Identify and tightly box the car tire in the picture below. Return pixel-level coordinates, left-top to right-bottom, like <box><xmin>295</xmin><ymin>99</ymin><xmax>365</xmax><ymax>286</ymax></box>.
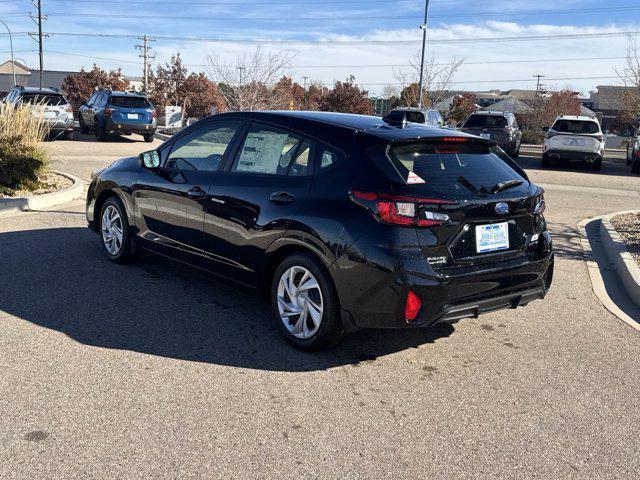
<box><xmin>99</xmin><ymin>196</ymin><xmax>134</xmax><ymax>263</ymax></box>
<box><xmin>541</xmin><ymin>153</ymin><xmax>550</xmax><ymax>167</ymax></box>
<box><xmin>79</xmin><ymin>118</ymin><xmax>89</xmax><ymax>135</ymax></box>
<box><xmin>63</xmin><ymin>130</ymin><xmax>74</xmax><ymax>141</ymax></box>
<box><xmin>143</xmin><ymin>133</ymin><xmax>154</xmax><ymax>143</ymax></box>
<box><xmin>632</xmin><ymin>159</ymin><xmax>640</xmax><ymax>174</ymax></box>
<box><xmin>271</xmin><ymin>252</ymin><xmax>345</xmax><ymax>351</ymax></box>
<box><xmin>591</xmin><ymin>158</ymin><xmax>603</xmax><ymax>171</ymax></box>
<box><xmin>95</xmin><ymin>122</ymin><xmax>107</xmax><ymax>141</ymax></box>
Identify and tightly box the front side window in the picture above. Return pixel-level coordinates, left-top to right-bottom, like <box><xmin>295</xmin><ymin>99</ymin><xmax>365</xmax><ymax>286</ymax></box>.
<box><xmin>166</xmin><ymin>122</ymin><xmax>240</xmax><ymax>171</ymax></box>
<box><xmin>232</xmin><ymin>124</ymin><xmax>312</xmax><ymax>176</ymax></box>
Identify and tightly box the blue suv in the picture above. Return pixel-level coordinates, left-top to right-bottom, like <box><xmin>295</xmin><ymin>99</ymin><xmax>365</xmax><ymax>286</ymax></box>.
<box><xmin>79</xmin><ymin>90</ymin><xmax>157</xmax><ymax>142</ymax></box>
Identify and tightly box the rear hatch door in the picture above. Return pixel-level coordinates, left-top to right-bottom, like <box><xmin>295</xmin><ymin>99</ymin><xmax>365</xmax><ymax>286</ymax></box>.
<box><xmin>109</xmin><ymin>96</ymin><xmax>154</xmax><ymax>125</ymax></box>
<box><xmin>548</xmin><ymin>119</ymin><xmax>601</xmax><ymax>152</ymax></box>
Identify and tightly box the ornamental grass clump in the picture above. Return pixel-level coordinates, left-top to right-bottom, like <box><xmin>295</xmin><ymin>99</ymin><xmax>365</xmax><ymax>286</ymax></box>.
<box><xmin>0</xmin><ymin>102</ymin><xmax>51</xmax><ymax>195</ymax></box>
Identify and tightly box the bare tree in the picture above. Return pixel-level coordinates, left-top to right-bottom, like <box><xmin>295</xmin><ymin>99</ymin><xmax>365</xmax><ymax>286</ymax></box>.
<box><xmin>205</xmin><ymin>47</ymin><xmax>296</xmax><ymax>111</ymax></box>
<box><xmin>393</xmin><ymin>52</ymin><xmax>464</xmax><ymax>107</ymax></box>
<box><xmin>615</xmin><ymin>34</ymin><xmax>640</xmax><ymax>128</ymax></box>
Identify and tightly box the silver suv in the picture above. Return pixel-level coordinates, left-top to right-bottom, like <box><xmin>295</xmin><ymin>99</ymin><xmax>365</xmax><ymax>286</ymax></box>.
<box><xmin>4</xmin><ymin>86</ymin><xmax>75</xmax><ymax>140</ymax></box>
<box><xmin>542</xmin><ymin>115</ymin><xmax>604</xmax><ymax>171</ymax></box>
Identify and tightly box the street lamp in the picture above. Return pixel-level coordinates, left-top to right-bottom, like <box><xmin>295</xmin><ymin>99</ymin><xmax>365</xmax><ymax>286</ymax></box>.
<box><xmin>0</xmin><ymin>18</ymin><xmax>16</xmax><ymax>86</ymax></box>
<box><xmin>417</xmin><ymin>0</ymin><xmax>431</xmax><ymax>108</ymax></box>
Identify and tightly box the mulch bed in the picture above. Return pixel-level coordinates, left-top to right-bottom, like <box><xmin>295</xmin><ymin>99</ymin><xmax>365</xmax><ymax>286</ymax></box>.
<box><xmin>611</xmin><ymin>212</ymin><xmax>640</xmax><ymax>268</ymax></box>
<box><xmin>0</xmin><ymin>171</ymin><xmax>72</xmax><ymax>199</ymax></box>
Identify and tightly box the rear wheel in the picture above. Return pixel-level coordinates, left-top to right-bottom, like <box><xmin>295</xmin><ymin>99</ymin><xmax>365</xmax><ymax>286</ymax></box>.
<box><xmin>79</xmin><ymin>117</ymin><xmax>89</xmax><ymax>134</ymax></box>
<box><xmin>99</xmin><ymin>196</ymin><xmax>134</xmax><ymax>263</ymax></box>
<box><xmin>143</xmin><ymin>133</ymin><xmax>154</xmax><ymax>143</ymax></box>
<box><xmin>632</xmin><ymin>159</ymin><xmax>640</xmax><ymax>174</ymax></box>
<box><xmin>591</xmin><ymin>158</ymin><xmax>603</xmax><ymax>171</ymax></box>
<box><xmin>541</xmin><ymin>153</ymin><xmax>550</xmax><ymax>167</ymax></box>
<box><xmin>63</xmin><ymin>130</ymin><xmax>74</xmax><ymax>140</ymax></box>
<box><xmin>271</xmin><ymin>253</ymin><xmax>344</xmax><ymax>351</ymax></box>
<box><xmin>95</xmin><ymin>122</ymin><xmax>107</xmax><ymax>141</ymax></box>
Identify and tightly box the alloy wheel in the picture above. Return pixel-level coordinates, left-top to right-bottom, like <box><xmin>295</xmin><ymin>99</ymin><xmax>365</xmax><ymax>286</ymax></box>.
<box><xmin>101</xmin><ymin>205</ymin><xmax>124</xmax><ymax>255</ymax></box>
<box><xmin>276</xmin><ymin>266</ymin><xmax>324</xmax><ymax>339</ymax></box>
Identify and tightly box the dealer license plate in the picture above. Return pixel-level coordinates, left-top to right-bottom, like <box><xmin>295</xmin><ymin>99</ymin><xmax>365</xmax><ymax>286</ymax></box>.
<box><xmin>476</xmin><ymin>222</ymin><xmax>509</xmax><ymax>253</ymax></box>
<box><xmin>479</xmin><ymin>133</ymin><xmax>491</xmax><ymax>139</ymax></box>
<box><xmin>127</xmin><ymin>113</ymin><xmax>138</xmax><ymax>119</ymax></box>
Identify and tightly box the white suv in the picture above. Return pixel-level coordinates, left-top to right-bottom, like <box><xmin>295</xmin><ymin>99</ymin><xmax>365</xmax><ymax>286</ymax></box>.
<box><xmin>542</xmin><ymin>116</ymin><xmax>605</xmax><ymax>171</ymax></box>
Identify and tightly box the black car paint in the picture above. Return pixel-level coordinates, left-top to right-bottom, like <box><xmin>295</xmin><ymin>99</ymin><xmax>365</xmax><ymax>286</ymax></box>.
<box><xmin>87</xmin><ymin>111</ymin><xmax>553</xmax><ymax>331</ymax></box>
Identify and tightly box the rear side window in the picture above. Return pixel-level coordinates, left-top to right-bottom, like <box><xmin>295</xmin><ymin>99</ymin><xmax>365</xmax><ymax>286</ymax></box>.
<box><xmin>232</xmin><ymin>124</ymin><xmax>312</xmax><ymax>176</ymax></box>
<box><xmin>464</xmin><ymin>115</ymin><xmax>507</xmax><ymax>128</ymax></box>
<box><xmin>110</xmin><ymin>96</ymin><xmax>151</xmax><ymax>108</ymax></box>
<box><xmin>552</xmin><ymin>120</ymin><xmax>599</xmax><ymax>134</ymax></box>
<box><xmin>386</xmin><ymin>144</ymin><xmax>527</xmax><ymax>198</ymax></box>
<box><xmin>20</xmin><ymin>94</ymin><xmax>67</xmax><ymax>106</ymax></box>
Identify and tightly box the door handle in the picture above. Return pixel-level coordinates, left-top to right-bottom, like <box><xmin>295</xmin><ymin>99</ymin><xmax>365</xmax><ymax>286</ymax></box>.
<box><xmin>269</xmin><ymin>191</ymin><xmax>295</xmax><ymax>205</ymax></box>
<box><xmin>187</xmin><ymin>186</ymin><xmax>207</xmax><ymax>199</ymax></box>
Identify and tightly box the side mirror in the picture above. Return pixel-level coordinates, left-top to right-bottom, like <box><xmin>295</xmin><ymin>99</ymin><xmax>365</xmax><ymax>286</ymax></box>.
<box><xmin>140</xmin><ymin>150</ymin><xmax>160</xmax><ymax>169</ymax></box>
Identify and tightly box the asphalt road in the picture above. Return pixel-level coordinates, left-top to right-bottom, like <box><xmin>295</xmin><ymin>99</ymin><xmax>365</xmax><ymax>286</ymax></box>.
<box><xmin>1</xmin><ymin>132</ymin><xmax>640</xmax><ymax>479</ymax></box>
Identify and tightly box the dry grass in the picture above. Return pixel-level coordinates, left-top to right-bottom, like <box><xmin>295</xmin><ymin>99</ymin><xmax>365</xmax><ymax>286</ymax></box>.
<box><xmin>0</xmin><ymin>102</ymin><xmax>52</xmax><ymax>195</ymax></box>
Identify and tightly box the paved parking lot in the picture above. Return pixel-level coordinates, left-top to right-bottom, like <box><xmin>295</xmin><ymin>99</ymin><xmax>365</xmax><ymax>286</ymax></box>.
<box><xmin>2</xmin><ymin>132</ymin><xmax>640</xmax><ymax>478</ymax></box>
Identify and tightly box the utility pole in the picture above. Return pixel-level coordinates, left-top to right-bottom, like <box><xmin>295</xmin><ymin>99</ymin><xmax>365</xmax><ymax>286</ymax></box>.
<box><xmin>37</xmin><ymin>0</ymin><xmax>43</xmax><ymax>88</ymax></box>
<box><xmin>237</xmin><ymin>66</ymin><xmax>245</xmax><ymax>86</ymax></box>
<box><xmin>533</xmin><ymin>74</ymin><xmax>546</xmax><ymax>96</ymax></box>
<box><xmin>302</xmin><ymin>76</ymin><xmax>308</xmax><ymax>92</ymax></box>
<box><xmin>135</xmin><ymin>35</ymin><xmax>156</xmax><ymax>93</ymax></box>
<box><xmin>417</xmin><ymin>0</ymin><xmax>431</xmax><ymax>108</ymax></box>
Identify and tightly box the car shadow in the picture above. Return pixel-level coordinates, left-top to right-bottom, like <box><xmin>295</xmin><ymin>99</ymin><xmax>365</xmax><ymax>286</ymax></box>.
<box><xmin>517</xmin><ymin>154</ymin><xmax>635</xmax><ymax>177</ymax></box>
<box><xmin>0</xmin><ymin>227</ymin><xmax>454</xmax><ymax>372</ymax></box>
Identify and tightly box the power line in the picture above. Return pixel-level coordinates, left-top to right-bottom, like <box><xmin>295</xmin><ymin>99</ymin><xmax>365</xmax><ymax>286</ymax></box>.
<box><xmin>2</xmin><ymin>0</ymin><xmax>404</xmax><ymax>4</ymax></box>
<box><xmin>30</xmin><ymin>30</ymin><xmax>640</xmax><ymax>45</ymax></box>
<box><xmin>35</xmin><ymin>5</ymin><xmax>640</xmax><ymax>21</ymax></box>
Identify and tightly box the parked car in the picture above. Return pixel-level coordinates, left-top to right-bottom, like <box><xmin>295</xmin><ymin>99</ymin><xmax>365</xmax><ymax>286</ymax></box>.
<box><xmin>3</xmin><ymin>86</ymin><xmax>74</xmax><ymax>139</ymax></box>
<box><xmin>384</xmin><ymin>107</ymin><xmax>445</xmax><ymax>128</ymax></box>
<box><xmin>79</xmin><ymin>90</ymin><xmax>157</xmax><ymax>142</ymax></box>
<box><xmin>626</xmin><ymin>126</ymin><xmax>640</xmax><ymax>174</ymax></box>
<box><xmin>460</xmin><ymin>111</ymin><xmax>522</xmax><ymax>157</ymax></box>
<box><xmin>86</xmin><ymin>111</ymin><xmax>553</xmax><ymax>350</ymax></box>
<box><xmin>542</xmin><ymin>115</ymin><xmax>605</xmax><ymax>171</ymax></box>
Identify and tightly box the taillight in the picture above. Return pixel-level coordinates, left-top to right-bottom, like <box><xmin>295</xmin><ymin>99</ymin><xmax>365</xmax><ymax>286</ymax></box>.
<box><xmin>595</xmin><ymin>134</ymin><xmax>604</xmax><ymax>142</ymax></box>
<box><xmin>634</xmin><ymin>149</ymin><xmax>640</xmax><ymax>159</ymax></box>
<box><xmin>151</xmin><ymin>109</ymin><xmax>157</xmax><ymax>119</ymax></box>
<box><xmin>534</xmin><ymin>189</ymin><xmax>546</xmax><ymax>215</ymax></box>
<box><xmin>66</xmin><ymin>105</ymin><xmax>73</xmax><ymax>113</ymax></box>
<box><xmin>350</xmin><ymin>190</ymin><xmax>453</xmax><ymax>227</ymax></box>
<box><xmin>545</xmin><ymin>132</ymin><xmax>558</xmax><ymax>140</ymax></box>
<box><xmin>405</xmin><ymin>291</ymin><xmax>422</xmax><ymax>322</ymax></box>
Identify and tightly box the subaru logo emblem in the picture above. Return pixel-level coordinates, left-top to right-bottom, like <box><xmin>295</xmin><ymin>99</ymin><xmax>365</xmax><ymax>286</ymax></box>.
<box><xmin>495</xmin><ymin>202</ymin><xmax>509</xmax><ymax>215</ymax></box>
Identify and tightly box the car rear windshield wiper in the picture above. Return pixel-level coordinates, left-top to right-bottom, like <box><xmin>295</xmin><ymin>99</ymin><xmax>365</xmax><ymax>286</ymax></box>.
<box><xmin>491</xmin><ymin>180</ymin><xmax>524</xmax><ymax>194</ymax></box>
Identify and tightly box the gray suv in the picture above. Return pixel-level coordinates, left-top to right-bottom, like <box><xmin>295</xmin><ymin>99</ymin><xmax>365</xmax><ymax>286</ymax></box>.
<box><xmin>384</xmin><ymin>108</ymin><xmax>445</xmax><ymax>127</ymax></box>
<box><xmin>461</xmin><ymin>111</ymin><xmax>522</xmax><ymax>157</ymax></box>
<box><xmin>4</xmin><ymin>86</ymin><xmax>75</xmax><ymax>140</ymax></box>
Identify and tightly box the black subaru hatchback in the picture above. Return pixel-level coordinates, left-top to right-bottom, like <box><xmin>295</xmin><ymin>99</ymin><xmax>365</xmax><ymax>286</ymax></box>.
<box><xmin>87</xmin><ymin>111</ymin><xmax>553</xmax><ymax>350</ymax></box>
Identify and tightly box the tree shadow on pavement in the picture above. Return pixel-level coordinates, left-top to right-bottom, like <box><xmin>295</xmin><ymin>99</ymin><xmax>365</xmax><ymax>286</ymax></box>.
<box><xmin>0</xmin><ymin>228</ymin><xmax>453</xmax><ymax>372</ymax></box>
<box><xmin>548</xmin><ymin>222</ymin><xmax>587</xmax><ymax>261</ymax></box>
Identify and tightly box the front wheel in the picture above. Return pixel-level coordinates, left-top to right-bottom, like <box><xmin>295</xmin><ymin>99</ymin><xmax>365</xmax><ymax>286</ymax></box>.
<box><xmin>95</xmin><ymin>122</ymin><xmax>107</xmax><ymax>141</ymax></box>
<box><xmin>100</xmin><ymin>196</ymin><xmax>134</xmax><ymax>263</ymax></box>
<box><xmin>271</xmin><ymin>253</ymin><xmax>344</xmax><ymax>351</ymax></box>
<box><xmin>591</xmin><ymin>158</ymin><xmax>603</xmax><ymax>171</ymax></box>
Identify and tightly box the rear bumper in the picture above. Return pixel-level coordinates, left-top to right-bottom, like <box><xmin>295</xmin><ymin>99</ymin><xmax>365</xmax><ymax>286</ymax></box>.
<box><xmin>332</xmin><ymin>234</ymin><xmax>554</xmax><ymax>330</ymax></box>
<box><xmin>106</xmin><ymin>118</ymin><xmax>156</xmax><ymax>134</ymax></box>
<box><xmin>544</xmin><ymin>149</ymin><xmax>602</xmax><ymax>162</ymax></box>
<box><xmin>46</xmin><ymin>119</ymin><xmax>74</xmax><ymax>132</ymax></box>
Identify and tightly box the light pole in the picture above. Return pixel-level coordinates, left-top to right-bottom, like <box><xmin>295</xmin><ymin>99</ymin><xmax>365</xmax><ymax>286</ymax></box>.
<box><xmin>417</xmin><ymin>0</ymin><xmax>431</xmax><ymax>108</ymax></box>
<box><xmin>0</xmin><ymin>18</ymin><xmax>16</xmax><ymax>86</ymax></box>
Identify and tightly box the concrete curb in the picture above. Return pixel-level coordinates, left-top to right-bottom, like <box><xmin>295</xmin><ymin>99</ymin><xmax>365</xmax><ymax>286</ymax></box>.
<box><xmin>600</xmin><ymin>210</ymin><xmax>640</xmax><ymax>305</ymax></box>
<box><xmin>0</xmin><ymin>171</ymin><xmax>84</xmax><ymax>216</ymax></box>
<box><xmin>155</xmin><ymin>132</ymin><xmax>172</xmax><ymax>142</ymax></box>
<box><xmin>578</xmin><ymin>215</ymin><xmax>640</xmax><ymax>332</ymax></box>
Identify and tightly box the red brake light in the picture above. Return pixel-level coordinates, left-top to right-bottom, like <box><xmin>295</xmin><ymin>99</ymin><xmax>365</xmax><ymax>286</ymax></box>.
<box><xmin>439</xmin><ymin>137</ymin><xmax>468</xmax><ymax>143</ymax></box>
<box><xmin>405</xmin><ymin>291</ymin><xmax>422</xmax><ymax>322</ymax></box>
<box><xmin>151</xmin><ymin>109</ymin><xmax>158</xmax><ymax>119</ymax></box>
<box><xmin>66</xmin><ymin>105</ymin><xmax>73</xmax><ymax>113</ymax></box>
<box><xmin>351</xmin><ymin>190</ymin><xmax>454</xmax><ymax>227</ymax></box>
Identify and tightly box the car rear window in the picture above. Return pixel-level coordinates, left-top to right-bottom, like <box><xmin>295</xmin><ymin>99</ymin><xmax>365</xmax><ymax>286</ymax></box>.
<box><xmin>109</xmin><ymin>96</ymin><xmax>151</xmax><ymax>108</ymax></box>
<box><xmin>385</xmin><ymin>143</ymin><xmax>527</xmax><ymax>197</ymax></box>
<box><xmin>21</xmin><ymin>94</ymin><xmax>67</xmax><ymax>106</ymax></box>
<box><xmin>463</xmin><ymin>115</ymin><xmax>507</xmax><ymax>128</ymax></box>
<box><xmin>551</xmin><ymin>120</ymin><xmax>599</xmax><ymax>134</ymax></box>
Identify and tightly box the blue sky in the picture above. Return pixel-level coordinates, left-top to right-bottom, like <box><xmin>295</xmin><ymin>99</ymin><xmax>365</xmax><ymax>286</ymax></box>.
<box><xmin>0</xmin><ymin>0</ymin><xmax>638</xmax><ymax>95</ymax></box>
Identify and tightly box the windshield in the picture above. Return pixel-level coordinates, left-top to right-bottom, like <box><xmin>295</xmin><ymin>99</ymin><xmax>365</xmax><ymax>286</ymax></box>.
<box><xmin>551</xmin><ymin>120</ymin><xmax>599</xmax><ymax>134</ymax></box>
<box><xmin>386</xmin><ymin>143</ymin><xmax>528</xmax><ymax>198</ymax></box>
<box><xmin>21</xmin><ymin>94</ymin><xmax>67</xmax><ymax>106</ymax></box>
<box><xmin>463</xmin><ymin>115</ymin><xmax>507</xmax><ymax>128</ymax></box>
<box><xmin>110</xmin><ymin>96</ymin><xmax>151</xmax><ymax>108</ymax></box>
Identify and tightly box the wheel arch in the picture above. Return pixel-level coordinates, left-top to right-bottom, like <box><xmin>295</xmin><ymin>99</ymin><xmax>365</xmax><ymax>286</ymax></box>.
<box><xmin>93</xmin><ymin>187</ymin><xmax>131</xmax><ymax>231</ymax></box>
